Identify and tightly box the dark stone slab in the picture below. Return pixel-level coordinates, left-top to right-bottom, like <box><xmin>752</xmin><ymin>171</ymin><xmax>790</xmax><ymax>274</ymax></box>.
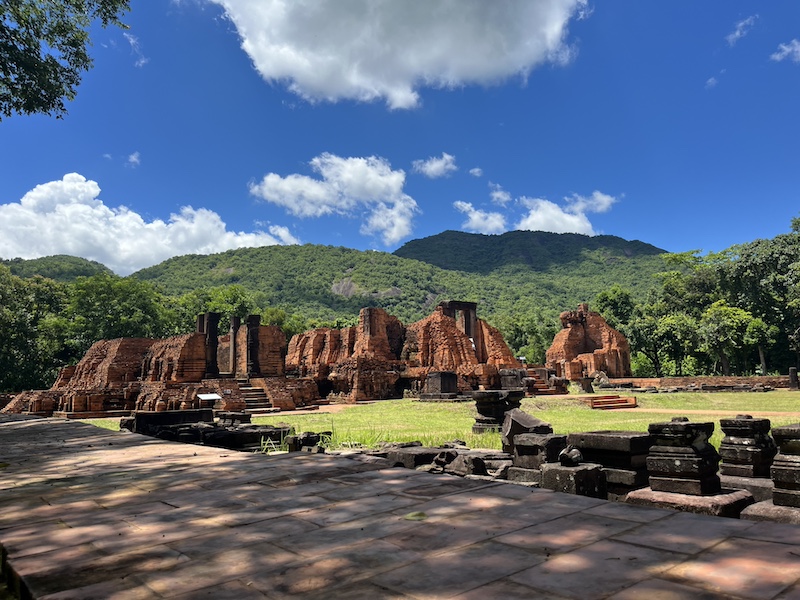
<box><xmin>603</xmin><ymin>468</ymin><xmax>649</xmax><ymax>487</ymax></box>
<box><xmin>646</xmin><ymin>453</ymin><xmax>721</xmax><ymax>479</ymax></box>
<box><xmin>386</xmin><ymin>447</ymin><xmax>442</xmax><ymax>469</ymax></box>
<box><xmin>649</xmin><ymin>475</ymin><xmax>722</xmax><ymax>495</ymax></box>
<box><xmin>773</xmin><ymin>488</ymin><xmax>800</xmax><ymax>508</ymax></box>
<box><xmin>567</xmin><ymin>430</ymin><xmax>653</xmax><ymax>454</ymax></box>
<box><xmin>771</xmin><ymin>424</ymin><xmax>800</xmax><ymax>452</ymax></box>
<box><xmin>540</xmin><ymin>463</ymin><xmax>606</xmax><ymax>498</ymax></box>
<box><xmin>501</xmin><ymin>409</ymin><xmax>552</xmax><ymax>453</ymax></box>
<box><xmin>512</xmin><ymin>433</ymin><xmax>567</xmax><ymax>469</ymax></box>
<box><xmin>574</xmin><ymin>449</ymin><xmax>648</xmax><ymax>470</ymax></box>
<box><xmin>647</xmin><ymin>419</ymin><xmax>715</xmax><ymax>447</ymax></box>
<box><xmin>719</xmin><ymin>415</ymin><xmax>772</xmax><ymax>436</ymax></box>
<box><xmin>128</xmin><ymin>409</ymin><xmax>214</xmax><ymax>435</ymax></box>
<box><xmin>626</xmin><ymin>487</ymin><xmax>754</xmax><ymax>518</ymax></box>
<box><xmin>506</xmin><ymin>467</ymin><xmax>541</xmax><ymax>484</ymax></box>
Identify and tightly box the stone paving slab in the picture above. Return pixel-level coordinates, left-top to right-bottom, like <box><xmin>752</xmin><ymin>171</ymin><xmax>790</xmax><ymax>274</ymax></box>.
<box><xmin>3</xmin><ymin>415</ymin><xmax>800</xmax><ymax>599</ymax></box>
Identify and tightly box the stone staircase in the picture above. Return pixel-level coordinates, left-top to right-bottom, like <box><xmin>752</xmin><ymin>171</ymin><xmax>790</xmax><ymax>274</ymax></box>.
<box><xmin>236</xmin><ymin>378</ymin><xmax>275</xmax><ymax>412</ymax></box>
<box><xmin>587</xmin><ymin>395</ymin><xmax>638</xmax><ymax>410</ymax></box>
<box><xmin>525</xmin><ymin>369</ymin><xmax>562</xmax><ymax>395</ymax></box>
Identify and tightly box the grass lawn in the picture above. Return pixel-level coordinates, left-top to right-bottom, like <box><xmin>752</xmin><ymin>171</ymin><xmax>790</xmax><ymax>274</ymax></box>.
<box><xmin>82</xmin><ymin>390</ymin><xmax>800</xmax><ymax>451</ymax></box>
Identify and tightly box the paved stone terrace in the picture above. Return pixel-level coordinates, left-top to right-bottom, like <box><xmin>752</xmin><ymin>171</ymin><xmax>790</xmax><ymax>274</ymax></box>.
<box><xmin>2</xmin><ymin>416</ymin><xmax>800</xmax><ymax>599</ymax></box>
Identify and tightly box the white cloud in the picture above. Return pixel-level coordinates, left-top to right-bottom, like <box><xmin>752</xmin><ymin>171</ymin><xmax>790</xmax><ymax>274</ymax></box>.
<box><xmin>469</xmin><ymin>167</ymin><xmax>483</xmax><ymax>177</ymax></box>
<box><xmin>515</xmin><ymin>190</ymin><xmax>618</xmax><ymax>235</ymax></box>
<box><xmin>210</xmin><ymin>0</ymin><xmax>588</xmax><ymax>109</ymax></box>
<box><xmin>771</xmin><ymin>39</ymin><xmax>800</xmax><ymax>63</ymax></box>
<box><xmin>705</xmin><ymin>77</ymin><xmax>718</xmax><ymax>89</ymax></box>
<box><xmin>412</xmin><ymin>153</ymin><xmax>457</xmax><ymax>178</ymax></box>
<box><xmin>0</xmin><ymin>174</ymin><xmax>297</xmax><ymax>275</ymax></box>
<box><xmin>489</xmin><ymin>182</ymin><xmax>511</xmax><ymax>206</ymax></box>
<box><xmin>123</xmin><ymin>33</ymin><xmax>149</xmax><ymax>67</ymax></box>
<box><xmin>127</xmin><ymin>151</ymin><xmax>141</xmax><ymax>167</ymax></box>
<box><xmin>249</xmin><ymin>152</ymin><xmax>419</xmax><ymax>245</ymax></box>
<box><xmin>453</xmin><ymin>201</ymin><xmax>506</xmax><ymax>235</ymax></box>
<box><xmin>726</xmin><ymin>15</ymin><xmax>758</xmax><ymax>46</ymax></box>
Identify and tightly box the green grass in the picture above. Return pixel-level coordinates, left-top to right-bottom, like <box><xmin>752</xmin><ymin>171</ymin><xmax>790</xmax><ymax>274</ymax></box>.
<box><xmin>81</xmin><ymin>391</ymin><xmax>800</xmax><ymax>450</ymax></box>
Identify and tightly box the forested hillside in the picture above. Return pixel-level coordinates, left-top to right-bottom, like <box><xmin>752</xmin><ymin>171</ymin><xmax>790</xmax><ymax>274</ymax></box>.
<box><xmin>131</xmin><ymin>232</ymin><xmax>668</xmax><ymax>326</ymax></box>
<box><xmin>1</xmin><ymin>255</ymin><xmax>111</xmax><ymax>282</ymax></box>
<box><xmin>393</xmin><ymin>230</ymin><xmax>665</xmax><ymax>275</ymax></box>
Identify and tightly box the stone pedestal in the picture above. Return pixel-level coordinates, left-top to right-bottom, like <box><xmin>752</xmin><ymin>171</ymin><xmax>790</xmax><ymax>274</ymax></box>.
<box><xmin>770</xmin><ymin>424</ymin><xmax>800</xmax><ymax>508</ymax></box>
<box><xmin>568</xmin><ymin>430</ymin><xmax>653</xmax><ymax>501</ymax></box>
<box><xmin>719</xmin><ymin>415</ymin><xmax>776</xmax><ymax>478</ymax></box>
<box><xmin>626</xmin><ymin>417</ymin><xmax>754</xmax><ymax>517</ymax></box>
<box><xmin>471</xmin><ymin>390</ymin><xmax>523</xmax><ymax>433</ymax></box>
<box><xmin>541</xmin><ymin>463</ymin><xmax>606</xmax><ymax>498</ymax></box>
<box><xmin>646</xmin><ymin>418</ymin><xmax>721</xmax><ymax>495</ymax></box>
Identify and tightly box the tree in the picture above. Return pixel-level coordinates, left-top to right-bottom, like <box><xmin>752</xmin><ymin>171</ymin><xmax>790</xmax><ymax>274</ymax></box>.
<box><xmin>1</xmin><ymin>0</ymin><xmax>130</xmax><ymax>119</ymax></box>
<box><xmin>744</xmin><ymin>318</ymin><xmax>779</xmax><ymax>375</ymax></box>
<box><xmin>656</xmin><ymin>312</ymin><xmax>698</xmax><ymax>376</ymax></box>
<box><xmin>594</xmin><ymin>285</ymin><xmax>635</xmax><ymax>328</ymax></box>
<box><xmin>698</xmin><ymin>300</ymin><xmax>753</xmax><ymax>376</ymax></box>
<box><xmin>0</xmin><ymin>266</ymin><xmax>68</xmax><ymax>390</ymax></box>
<box><xmin>65</xmin><ymin>274</ymin><xmax>174</xmax><ymax>359</ymax></box>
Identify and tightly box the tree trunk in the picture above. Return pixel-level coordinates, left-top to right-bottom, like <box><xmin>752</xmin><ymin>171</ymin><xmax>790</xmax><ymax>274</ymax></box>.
<box><xmin>719</xmin><ymin>351</ymin><xmax>732</xmax><ymax>376</ymax></box>
<box><xmin>758</xmin><ymin>344</ymin><xmax>767</xmax><ymax>375</ymax></box>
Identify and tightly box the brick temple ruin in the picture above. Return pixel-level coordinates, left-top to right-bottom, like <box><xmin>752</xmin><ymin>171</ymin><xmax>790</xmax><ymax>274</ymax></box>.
<box><xmin>5</xmin><ymin>301</ymin><xmax>523</xmax><ymax>418</ymax></box>
<box><xmin>545</xmin><ymin>302</ymin><xmax>632</xmax><ymax>380</ymax></box>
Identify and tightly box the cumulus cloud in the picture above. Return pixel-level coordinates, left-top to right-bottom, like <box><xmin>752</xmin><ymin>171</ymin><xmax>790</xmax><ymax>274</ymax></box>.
<box><xmin>489</xmin><ymin>182</ymin><xmax>511</xmax><ymax>206</ymax></box>
<box><xmin>249</xmin><ymin>153</ymin><xmax>419</xmax><ymax>245</ymax></box>
<box><xmin>705</xmin><ymin>77</ymin><xmax>718</xmax><ymax>89</ymax></box>
<box><xmin>127</xmin><ymin>151</ymin><xmax>141</xmax><ymax>167</ymax></box>
<box><xmin>469</xmin><ymin>167</ymin><xmax>483</xmax><ymax>177</ymax></box>
<box><xmin>515</xmin><ymin>190</ymin><xmax>618</xmax><ymax>235</ymax></box>
<box><xmin>412</xmin><ymin>153</ymin><xmax>457</xmax><ymax>179</ymax></box>
<box><xmin>210</xmin><ymin>0</ymin><xmax>587</xmax><ymax>109</ymax></box>
<box><xmin>0</xmin><ymin>174</ymin><xmax>297</xmax><ymax>275</ymax></box>
<box><xmin>726</xmin><ymin>15</ymin><xmax>758</xmax><ymax>46</ymax></box>
<box><xmin>453</xmin><ymin>201</ymin><xmax>506</xmax><ymax>235</ymax></box>
<box><xmin>771</xmin><ymin>39</ymin><xmax>800</xmax><ymax>63</ymax></box>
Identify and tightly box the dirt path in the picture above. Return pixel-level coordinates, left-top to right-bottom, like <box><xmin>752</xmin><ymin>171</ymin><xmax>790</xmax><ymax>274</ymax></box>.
<box><xmin>624</xmin><ymin>408</ymin><xmax>800</xmax><ymax>418</ymax></box>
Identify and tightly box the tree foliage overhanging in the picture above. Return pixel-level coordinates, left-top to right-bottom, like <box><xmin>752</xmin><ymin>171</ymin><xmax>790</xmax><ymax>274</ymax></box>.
<box><xmin>0</xmin><ymin>0</ymin><xmax>130</xmax><ymax>119</ymax></box>
<box><xmin>0</xmin><ymin>225</ymin><xmax>798</xmax><ymax>392</ymax></box>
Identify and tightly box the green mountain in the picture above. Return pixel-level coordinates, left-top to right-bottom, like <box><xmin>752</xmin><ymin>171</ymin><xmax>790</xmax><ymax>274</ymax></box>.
<box><xmin>131</xmin><ymin>232</ymin><xmax>669</xmax><ymax>325</ymax></box>
<box><xmin>1</xmin><ymin>255</ymin><xmax>112</xmax><ymax>282</ymax></box>
<box><xmin>393</xmin><ymin>230</ymin><xmax>665</xmax><ymax>274</ymax></box>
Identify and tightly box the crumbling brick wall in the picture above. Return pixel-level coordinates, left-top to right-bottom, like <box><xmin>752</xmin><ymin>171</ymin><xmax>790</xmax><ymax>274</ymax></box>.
<box><xmin>545</xmin><ymin>303</ymin><xmax>632</xmax><ymax>379</ymax></box>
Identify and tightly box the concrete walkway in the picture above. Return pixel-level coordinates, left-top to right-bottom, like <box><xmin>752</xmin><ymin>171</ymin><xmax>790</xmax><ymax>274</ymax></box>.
<box><xmin>2</xmin><ymin>416</ymin><xmax>800</xmax><ymax>599</ymax></box>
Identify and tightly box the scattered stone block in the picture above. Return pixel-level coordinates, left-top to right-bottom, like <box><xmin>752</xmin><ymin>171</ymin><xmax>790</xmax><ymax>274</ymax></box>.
<box><xmin>387</xmin><ymin>446</ymin><xmax>443</xmax><ymax>469</ymax></box>
<box><xmin>501</xmin><ymin>409</ymin><xmax>553</xmax><ymax>453</ymax></box>
<box><xmin>506</xmin><ymin>467</ymin><xmax>542</xmax><ymax>484</ymax></box>
<box><xmin>472</xmin><ymin>390</ymin><xmax>523</xmax><ymax>434</ymax></box>
<box><xmin>567</xmin><ymin>430</ymin><xmax>653</xmax><ymax>500</ymax></box>
<box><xmin>512</xmin><ymin>433</ymin><xmax>567</xmax><ymax>470</ymax></box>
<box><xmin>540</xmin><ymin>463</ymin><xmax>606</xmax><ymax>498</ymax></box>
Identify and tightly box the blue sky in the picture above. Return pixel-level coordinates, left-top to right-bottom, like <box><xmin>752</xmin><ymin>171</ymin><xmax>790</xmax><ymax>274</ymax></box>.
<box><xmin>1</xmin><ymin>1</ymin><xmax>799</xmax><ymax>275</ymax></box>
